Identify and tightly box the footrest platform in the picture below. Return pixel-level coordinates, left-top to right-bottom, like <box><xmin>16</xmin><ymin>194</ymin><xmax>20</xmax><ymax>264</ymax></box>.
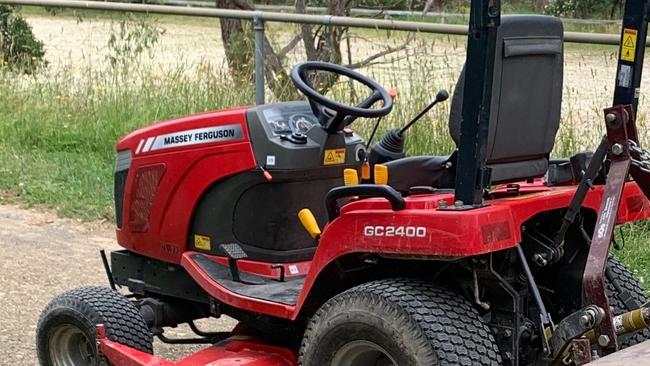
<box><xmin>189</xmin><ymin>253</ymin><xmax>304</xmax><ymax>305</ymax></box>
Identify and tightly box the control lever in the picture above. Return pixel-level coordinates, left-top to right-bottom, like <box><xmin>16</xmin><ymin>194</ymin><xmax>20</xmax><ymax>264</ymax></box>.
<box><xmin>399</xmin><ymin>89</ymin><xmax>449</xmax><ymax>135</ymax></box>
<box><xmin>361</xmin><ymin>88</ymin><xmax>399</xmax><ymax>179</ymax></box>
<box><xmin>368</xmin><ymin>90</ymin><xmax>449</xmax><ymax>166</ymax></box>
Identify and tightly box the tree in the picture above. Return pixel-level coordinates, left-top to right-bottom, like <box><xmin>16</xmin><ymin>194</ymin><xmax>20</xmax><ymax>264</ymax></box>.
<box><xmin>216</xmin><ymin>0</ymin><xmax>298</xmax><ymax>98</ymax></box>
<box><xmin>0</xmin><ymin>5</ymin><xmax>46</xmax><ymax>73</ymax></box>
<box><xmin>215</xmin><ymin>0</ymin><xmax>412</xmax><ymax>99</ymax></box>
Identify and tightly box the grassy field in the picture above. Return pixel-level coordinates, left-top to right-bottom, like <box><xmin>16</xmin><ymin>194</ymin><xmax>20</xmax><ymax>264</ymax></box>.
<box><xmin>0</xmin><ymin>63</ymin><xmax>255</xmax><ymax>218</ymax></box>
<box><xmin>0</xmin><ymin>11</ymin><xmax>648</xmax><ymax>283</ymax></box>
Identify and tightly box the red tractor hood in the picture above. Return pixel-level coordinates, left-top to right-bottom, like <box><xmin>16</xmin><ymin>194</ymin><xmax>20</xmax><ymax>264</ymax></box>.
<box><xmin>116</xmin><ymin>107</ymin><xmax>251</xmax><ymax>155</ymax></box>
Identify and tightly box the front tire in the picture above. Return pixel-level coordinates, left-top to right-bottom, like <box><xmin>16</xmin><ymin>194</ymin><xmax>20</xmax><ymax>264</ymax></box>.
<box><xmin>299</xmin><ymin>278</ymin><xmax>501</xmax><ymax>366</ymax></box>
<box><xmin>36</xmin><ymin>287</ymin><xmax>153</xmax><ymax>366</ymax></box>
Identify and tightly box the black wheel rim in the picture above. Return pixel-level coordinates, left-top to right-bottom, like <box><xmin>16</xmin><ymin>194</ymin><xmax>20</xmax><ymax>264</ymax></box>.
<box><xmin>48</xmin><ymin>324</ymin><xmax>97</xmax><ymax>366</ymax></box>
<box><xmin>331</xmin><ymin>340</ymin><xmax>397</xmax><ymax>366</ymax></box>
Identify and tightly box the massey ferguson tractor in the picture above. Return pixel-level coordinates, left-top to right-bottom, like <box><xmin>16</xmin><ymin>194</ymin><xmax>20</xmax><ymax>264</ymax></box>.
<box><xmin>35</xmin><ymin>0</ymin><xmax>650</xmax><ymax>364</ymax></box>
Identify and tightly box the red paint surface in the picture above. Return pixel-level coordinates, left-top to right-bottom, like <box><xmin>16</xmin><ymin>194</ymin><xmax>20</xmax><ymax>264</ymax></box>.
<box><xmin>115</xmin><ymin>108</ymin><xmax>650</xmax><ymax>323</ymax></box>
<box><xmin>115</xmin><ymin>108</ymin><xmax>256</xmax><ymax>263</ymax></box>
<box><xmin>99</xmin><ymin>335</ymin><xmax>297</xmax><ymax>366</ymax></box>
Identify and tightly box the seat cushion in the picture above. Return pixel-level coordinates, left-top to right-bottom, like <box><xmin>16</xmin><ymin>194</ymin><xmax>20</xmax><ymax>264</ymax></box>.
<box><xmin>384</xmin><ymin>155</ymin><xmax>454</xmax><ymax>192</ymax></box>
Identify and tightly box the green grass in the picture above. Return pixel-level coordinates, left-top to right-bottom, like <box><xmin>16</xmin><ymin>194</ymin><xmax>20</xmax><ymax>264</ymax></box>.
<box><xmin>0</xmin><ymin>63</ymin><xmax>254</xmax><ymax>219</ymax></box>
<box><xmin>0</xmin><ymin>60</ymin><xmax>455</xmax><ymax>219</ymax></box>
<box><xmin>615</xmin><ymin>223</ymin><xmax>650</xmax><ymax>286</ymax></box>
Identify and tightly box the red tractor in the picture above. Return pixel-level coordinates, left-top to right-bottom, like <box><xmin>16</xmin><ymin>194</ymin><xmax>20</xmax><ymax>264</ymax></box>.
<box><xmin>36</xmin><ymin>0</ymin><xmax>650</xmax><ymax>364</ymax></box>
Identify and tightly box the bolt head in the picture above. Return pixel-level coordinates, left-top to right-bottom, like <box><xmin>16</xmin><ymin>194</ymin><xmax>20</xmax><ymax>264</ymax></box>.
<box><xmin>454</xmin><ymin>200</ymin><xmax>464</xmax><ymax>207</ymax></box>
<box><xmin>533</xmin><ymin>253</ymin><xmax>548</xmax><ymax>266</ymax></box>
<box><xmin>580</xmin><ymin>314</ymin><xmax>593</xmax><ymax>327</ymax></box>
<box><xmin>606</xmin><ymin>113</ymin><xmax>617</xmax><ymax>123</ymax></box>
<box><xmin>598</xmin><ymin>334</ymin><xmax>610</xmax><ymax>347</ymax></box>
<box><xmin>611</xmin><ymin>143</ymin><xmax>624</xmax><ymax>156</ymax></box>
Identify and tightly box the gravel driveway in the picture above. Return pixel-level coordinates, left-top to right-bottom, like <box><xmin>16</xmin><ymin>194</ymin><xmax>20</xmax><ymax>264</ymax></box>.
<box><xmin>0</xmin><ymin>204</ymin><xmax>235</xmax><ymax>365</ymax></box>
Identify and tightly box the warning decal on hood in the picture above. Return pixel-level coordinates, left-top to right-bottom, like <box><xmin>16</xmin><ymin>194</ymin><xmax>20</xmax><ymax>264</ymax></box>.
<box><xmin>136</xmin><ymin>124</ymin><xmax>243</xmax><ymax>154</ymax></box>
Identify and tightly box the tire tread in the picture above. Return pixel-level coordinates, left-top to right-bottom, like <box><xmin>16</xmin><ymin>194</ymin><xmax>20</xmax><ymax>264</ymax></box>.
<box><xmin>606</xmin><ymin>257</ymin><xmax>650</xmax><ymax>348</ymax></box>
<box><xmin>299</xmin><ymin>278</ymin><xmax>501</xmax><ymax>366</ymax></box>
<box><xmin>37</xmin><ymin>286</ymin><xmax>153</xmax><ymax>364</ymax></box>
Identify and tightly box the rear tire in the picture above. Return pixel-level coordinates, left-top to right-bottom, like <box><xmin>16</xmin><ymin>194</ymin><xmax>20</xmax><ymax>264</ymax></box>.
<box><xmin>36</xmin><ymin>286</ymin><xmax>153</xmax><ymax>366</ymax></box>
<box><xmin>299</xmin><ymin>278</ymin><xmax>501</xmax><ymax>366</ymax></box>
<box><xmin>606</xmin><ymin>256</ymin><xmax>650</xmax><ymax>348</ymax></box>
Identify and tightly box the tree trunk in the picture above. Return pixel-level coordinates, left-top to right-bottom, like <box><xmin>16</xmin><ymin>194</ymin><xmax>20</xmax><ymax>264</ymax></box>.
<box><xmin>534</xmin><ymin>0</ymin><xmax>549</xmax><ymax>12</ymax></box>
<box><xmin>215</xmin><ymin>0</ymin><xmax>253</xmax><ymax>83</ymax></box>
<box><xmin>295</xmin><ymin>0</ymin><xmax>350</xmax><ymax>92</ymax></box>
<box><xmin>215</xmin><ymin>0</ymin><xmax>399</xmax><ymax>100</ymax></box>
<box><xmin>215</xmin><ymin>0</ymin><xmax>297</xmax><ymax>100</ymax></box>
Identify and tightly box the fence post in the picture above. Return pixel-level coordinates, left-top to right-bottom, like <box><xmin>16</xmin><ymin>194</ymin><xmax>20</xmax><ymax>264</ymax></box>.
<box><xmin>253</xmin><ymin>12</ymin><xmax>265</xmax><ymax>105</ymax></box>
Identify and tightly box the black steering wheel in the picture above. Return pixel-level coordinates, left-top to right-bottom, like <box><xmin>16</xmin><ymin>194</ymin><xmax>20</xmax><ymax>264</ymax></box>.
<box><xmin>290</xmin><ymin>61</ymin><xmax>393</xmax><ymax>133</ymax></box>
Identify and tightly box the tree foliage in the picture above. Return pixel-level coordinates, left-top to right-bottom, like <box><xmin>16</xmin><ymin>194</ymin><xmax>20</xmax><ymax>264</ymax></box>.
<box><xmin>0</xmin><ymin>5</ymin><xmax>46</xmax><ymax>73</ymax></box>
<box><xmin>544</xmin><ymin>0</ymin><xmax>613</xmax><ymax>18</ymax></box>
<box><xmin>255</xmin><ymin>0</ymin><xmax>622</xmax><ymax>19</ymax></box>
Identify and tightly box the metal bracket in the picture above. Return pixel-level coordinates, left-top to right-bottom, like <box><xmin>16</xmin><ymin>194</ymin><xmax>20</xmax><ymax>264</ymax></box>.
<box><xmin>253</xmin><ymin>11</ymin><xmax>265</xmax><ymax>105</ymax></box>
<box><xmin>583</xmin><ymin>106</ymin><xmax>633</xmax><ymax>356</ymax></box>
<box><xmin>548</xmin><ymin>305</ymin><xmax>604</xmax><ymax>363</ymax></box>
<box><xmin>570</xmin><ymin>339</ymin><xmax>593</xmax><ymax>365</ymax></box>
<box><xmin>454</xmin><ymin>0</ymin><xmax>500</xmax><ymax>206</ymax></box>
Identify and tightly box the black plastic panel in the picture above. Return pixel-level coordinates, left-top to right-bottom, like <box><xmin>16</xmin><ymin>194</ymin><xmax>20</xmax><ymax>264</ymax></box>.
<box><xmin>114</xmin><ymin>170</ymin><xmax>128</xmax><ymax>228</ymax></box>
<box><xmin>191</xmin><ymin>253</ymin><xmax>303</xmax><ymax>305</ymax></box>
<box><xmin>111</xmin><ymin>250</ymin><xmax>209</xmax><ymax>304</ymax></box>
<box><xmin>233</xmin><ymin>178</ymin><xmax>337</xmax><ymax>252</ymax></box>
<box><xmin>190</xmin><ymin>169</ymin><xmax>344</xmax><ymax>263</ymax></box>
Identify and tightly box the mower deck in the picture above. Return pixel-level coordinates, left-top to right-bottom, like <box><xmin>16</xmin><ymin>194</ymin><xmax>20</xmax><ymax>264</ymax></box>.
<box><xmin>97</xmin><ymin>325</ymin><xmax>297</xmax><ymax>366</ymax></box>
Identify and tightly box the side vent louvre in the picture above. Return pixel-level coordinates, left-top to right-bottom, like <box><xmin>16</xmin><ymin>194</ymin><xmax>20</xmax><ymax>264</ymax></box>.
<box><xmin>114</xmin><ymin>150</ymin><xmax>132</xmax><ymax>228</ymax></box>
<box><xmin>129</xmin><ymin>163</ymin><xmax>166</xmax><ymax>233</ymax></box>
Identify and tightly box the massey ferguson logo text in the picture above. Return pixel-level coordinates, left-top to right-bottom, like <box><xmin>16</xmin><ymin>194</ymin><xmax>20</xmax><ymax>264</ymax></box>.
<box><xmin>136</xmin><ymin>124</ymin><xmax>243</xmax><ymax>154</ymax></box>
<box><xmin>163</xmin><ymin>129</ymin><xmax>236</xmax><ymax>145</ymax></box>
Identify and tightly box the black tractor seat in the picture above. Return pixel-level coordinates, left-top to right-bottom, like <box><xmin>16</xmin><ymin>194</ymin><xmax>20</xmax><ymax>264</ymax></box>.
<box><xmin>384</xmin><ymin>15</ymin><xmax>564</xmax><ymax>192</ymax></box>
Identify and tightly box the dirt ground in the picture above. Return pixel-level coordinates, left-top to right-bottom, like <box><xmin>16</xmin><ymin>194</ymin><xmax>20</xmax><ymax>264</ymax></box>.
<box><xmin>0</xmin><ymin>204</ymin><xmax>236</xmax><ymax>365</ymax></box>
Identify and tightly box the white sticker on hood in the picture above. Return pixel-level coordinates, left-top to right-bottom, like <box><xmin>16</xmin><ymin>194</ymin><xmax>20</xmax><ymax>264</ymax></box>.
<box><xmin>140</xmin><ymin>124</ymin><xmax>243</xmax><ymax>153</ymax></box>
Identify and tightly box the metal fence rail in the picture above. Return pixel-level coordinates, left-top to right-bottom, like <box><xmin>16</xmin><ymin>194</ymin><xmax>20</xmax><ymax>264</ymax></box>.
<box><xmin>0</xmin><ymin>0</ymin><xmax>640</xmax><ymax>104</ymax></box>
<box><xmin>164</xmin><ymin>0</ymin><xmax>622</xmax><ymax>26</ymax></box>
<box><xmin>0</xmin><ymin>0</ymin><xmax>634</xmax><ymax>44</ymax></box>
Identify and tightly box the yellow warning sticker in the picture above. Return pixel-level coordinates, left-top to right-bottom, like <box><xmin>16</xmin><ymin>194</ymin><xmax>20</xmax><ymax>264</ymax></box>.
<box><xmin>621</xmin><ymin>28</ymin><xmax>638</xmax><ymax>62</ymax></box>
<box><xmin>194</xmin><ymin>234</ymin><xmax>211</xmax><ymax>251</ymax></box>
<box><xmin>323</xmin><ymin>148</ymin><xmax>346</xmax><ymax>165</ymax></box>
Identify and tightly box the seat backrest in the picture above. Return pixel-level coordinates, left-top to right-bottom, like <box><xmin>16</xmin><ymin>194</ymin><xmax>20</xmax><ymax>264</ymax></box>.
<box><xmin>448</xmin><ymin>15</ymin><xmax>564</xmax><ymax>183</ymax></box>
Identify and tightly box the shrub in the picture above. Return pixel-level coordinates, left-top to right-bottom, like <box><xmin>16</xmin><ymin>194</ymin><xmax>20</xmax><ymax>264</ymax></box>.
<box><xmin>545</xmin><ymin>0</ymin><xmax>611</xmax><ymax>18</ymax></box>
<box><xmin>106</xmin><ymin>14</ymin><xmax>164</xmax><ymax>71</ymax></box>
<box><xmin>0</xmin><ymin>5</ymin><xmax>46</xmax><ymax>73</ymax></box>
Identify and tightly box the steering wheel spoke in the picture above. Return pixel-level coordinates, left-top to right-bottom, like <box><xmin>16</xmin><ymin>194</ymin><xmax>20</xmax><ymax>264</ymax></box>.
<box><xmin>291</xmin><ymin>61</ymin><xmax>393</xmax><ymax>133</ymax></box>
<box><xmin>307</xmin><ymin>99</ymin><xmax>324</xmax><ymax>120</ymax></box>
